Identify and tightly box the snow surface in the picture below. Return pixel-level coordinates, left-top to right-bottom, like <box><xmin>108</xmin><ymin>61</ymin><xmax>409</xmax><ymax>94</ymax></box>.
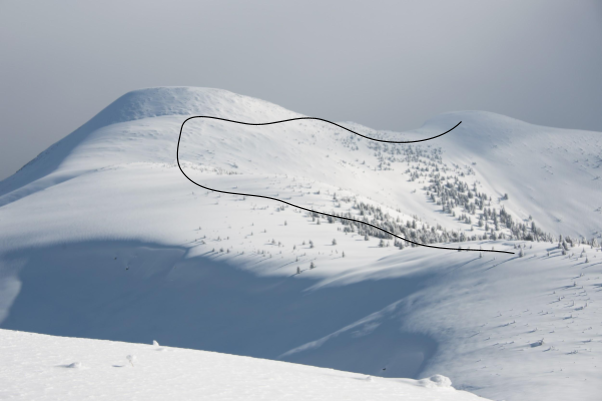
<box><xmin>0</xmin><ymin>329</ymin><xmax>489</xmax><ymax>401</ymax></box>
<box><xmin>0</xmin><ymin>87</ymin><xmax>601</xmax><ymax>400</ymax></box>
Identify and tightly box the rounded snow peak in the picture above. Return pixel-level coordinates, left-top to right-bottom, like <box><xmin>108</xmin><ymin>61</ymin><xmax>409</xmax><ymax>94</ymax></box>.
<box><xmin>86</xmin><ymin>87</ymin><xmax>299</xmax><ymax>130</ymax></box>
<box><xmin>421</xmin><ymin>110</ymin><xmax>532</xmax><ymax>132</ymax></box>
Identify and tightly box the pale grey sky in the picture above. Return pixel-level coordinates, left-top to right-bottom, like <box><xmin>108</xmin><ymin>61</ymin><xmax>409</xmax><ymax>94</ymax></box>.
<box><xmin>1</xmin><ymin>0</ymin><xmax>601</xmax><ymax>180</ymax></box>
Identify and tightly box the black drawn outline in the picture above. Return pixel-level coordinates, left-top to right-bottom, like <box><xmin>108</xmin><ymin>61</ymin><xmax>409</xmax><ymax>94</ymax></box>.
<box><xmin>176</xmin><ymin>116</ymin><xmax>513</xmax><ymax>255</ymax></box>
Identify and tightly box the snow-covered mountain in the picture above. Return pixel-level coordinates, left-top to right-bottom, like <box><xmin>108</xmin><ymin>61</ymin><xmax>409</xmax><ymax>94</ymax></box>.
<box><xmin>0</xmin><ymin>87</ymin><xmax>600</xmax><ymax>401</ymax></box>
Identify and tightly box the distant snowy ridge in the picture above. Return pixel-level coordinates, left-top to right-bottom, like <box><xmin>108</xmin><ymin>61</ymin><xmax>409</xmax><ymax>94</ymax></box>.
<box><xmin>4</xmin><ymin>86</ymin><xmax>599</xmax><ymax>242</ymax></box>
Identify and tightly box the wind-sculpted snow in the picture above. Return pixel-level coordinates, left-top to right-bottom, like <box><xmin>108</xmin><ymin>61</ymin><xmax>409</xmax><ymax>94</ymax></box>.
<box><xmin>0</xmin><ymin>87</ymin><xmax>601</xmax><ymax>401</ymax></box>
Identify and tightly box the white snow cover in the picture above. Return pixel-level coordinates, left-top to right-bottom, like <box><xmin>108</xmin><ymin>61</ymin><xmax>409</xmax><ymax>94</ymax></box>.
<box><xmin>0</xmin><ymin>87</ymin><xmax>601</xmax><ymax>400</ymax></box>
<box><xmin>0</xmin><ymin>329</ymin><xmax>489</xmax><ymax>401</ymax></box>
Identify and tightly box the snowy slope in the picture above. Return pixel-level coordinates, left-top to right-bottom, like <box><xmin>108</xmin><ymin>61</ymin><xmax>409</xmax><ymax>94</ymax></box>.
<box><xmin>0</xmin><ymin>87</ymin><xmax>601</xmax><ymax>401</ymax></box>
<box><xmin>403</xmin><ymin>111</ymin><xmax>602</xmax><ymax>238</ymax></box>
<box><xmin>0</xmin><ymin>329</ymin><xmax>489</xmax><ymax>401</ymax></box>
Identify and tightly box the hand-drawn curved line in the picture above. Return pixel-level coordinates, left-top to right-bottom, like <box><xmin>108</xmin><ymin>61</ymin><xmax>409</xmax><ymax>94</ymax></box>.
<box><xmin>180</xmin><ymin>116</ymin><xmax>462</xmax><ymax>144</ymax></box>
<box><xmin>177</xmin><ymin>116</ymin><xmax>514</xmax><ymax>255</ymax></box>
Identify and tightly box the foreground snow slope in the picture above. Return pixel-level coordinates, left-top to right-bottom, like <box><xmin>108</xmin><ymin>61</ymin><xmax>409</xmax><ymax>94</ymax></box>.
<box><xmin>0</xmin><ymin>329</ymin><xmax>488</xmax><ymax>401</ymax></box>
<box><xmin>0</xmin><ymin>87</ymin><xmax>601</xmax><ymax>401</ymax></box>
<box><xmin>1</xmin><ymin>238</ymin><xmax>599</xmax><ymax>401</ymax></box>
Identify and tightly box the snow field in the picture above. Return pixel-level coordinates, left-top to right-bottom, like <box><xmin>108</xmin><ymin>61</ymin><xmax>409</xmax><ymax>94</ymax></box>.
<box><xmin>0</xmin><ymin>329</ymin><xmax>489</xmax><ymax>401</ymax></box>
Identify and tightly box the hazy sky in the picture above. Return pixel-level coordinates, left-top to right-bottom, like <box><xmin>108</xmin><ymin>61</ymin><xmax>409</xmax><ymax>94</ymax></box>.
<box><xmin>1</xmin><ymin>0</ymin><xmax>601</xmax><ymax>181</ymax></box>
